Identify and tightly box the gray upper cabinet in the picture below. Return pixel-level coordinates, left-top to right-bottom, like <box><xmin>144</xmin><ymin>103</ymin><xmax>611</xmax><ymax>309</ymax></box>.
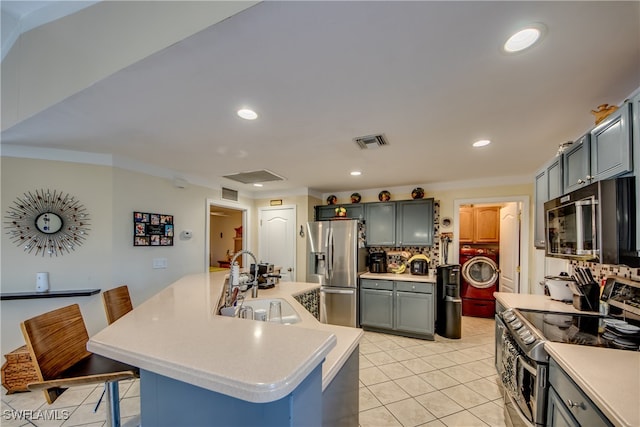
<box><xmin>315</xmin><ymin>203</ymin><xmax>365</xmax><ymax>221</ymax></box>
<box><xmin>365</xmin><ymin>202</ymin><xmax>396</xmax><ymax>246</ymax></box>
<box><xmin>589</xmin><ymin>102</ymin><xmax>633</xmax><ymax>182</ymax></box>
<box><xmin>563</xmin><ymin>134</ymin><xmax>591</xmax><ymax>193</ymax></box>
<box><xmin>632</xmin><ymin>92</ymin><xmax>640</xmax><ymax>253</ymax></box>
<box><xmin>534</xmin><ymin>157</ymin><xmax>563</xmax><ymax>248</ymax></box>
<box><xmin>396</xmin><ymin>199</ymin><xmax>434</xmax><ymax>246</ymax></box>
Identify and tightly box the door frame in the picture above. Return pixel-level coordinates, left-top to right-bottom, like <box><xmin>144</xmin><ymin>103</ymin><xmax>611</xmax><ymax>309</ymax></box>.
<box><xmin>258</xmin><ymin>204</ymin><xmax>297</xmax><ymax>282</ymax></box>
<box><xmin>205</xmin><ymin>198</ymin><xmax>252</xmax><ymax>272</ymax></box>
<box><xmin>452</xmin><ymin>195</ymin><xmax>530</xmax><ymax>294</ymax></box>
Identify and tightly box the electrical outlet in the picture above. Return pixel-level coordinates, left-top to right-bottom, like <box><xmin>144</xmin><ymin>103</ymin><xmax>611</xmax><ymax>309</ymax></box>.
<box><xmin>153</xmin><ymin>258</ymin><xmax>168</xmax><ymax>269</ymax></box>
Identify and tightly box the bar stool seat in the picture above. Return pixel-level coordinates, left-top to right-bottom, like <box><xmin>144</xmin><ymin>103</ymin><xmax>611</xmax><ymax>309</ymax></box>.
<box><xmin>21</xmin><ymin>304</ymin><xmax>138</xmax><ymax>427</ymax></box>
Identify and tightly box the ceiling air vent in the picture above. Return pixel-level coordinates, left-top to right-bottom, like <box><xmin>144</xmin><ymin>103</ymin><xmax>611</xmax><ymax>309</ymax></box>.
<box><xmin>354</xmin><ymin>134</ymin><xmax>388</xmax><ymax>150</ymax></box>
<box><xmin>222</xmin><ymin>169</ymin><xmax>285</xmax><ymax>184</ymax></box>
<box><xmin>221</xmin><ymin>187</ymin><xmax>238</xmax><ymax>202</ymax></box>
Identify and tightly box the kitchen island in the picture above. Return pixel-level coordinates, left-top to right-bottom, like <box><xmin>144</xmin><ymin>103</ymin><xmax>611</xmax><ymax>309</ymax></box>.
<box><xmin>495</xmin><ymin>292</ymin><xmax>640</xmax><ymax>427</ymax></box>
<box><xmin>88</xmin><ymin>272</ymin><xmax>362</xmax><ymax>426</ymax></box>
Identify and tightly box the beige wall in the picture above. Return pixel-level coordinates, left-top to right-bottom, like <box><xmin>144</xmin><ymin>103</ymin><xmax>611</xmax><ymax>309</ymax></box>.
<box><xmin>0</xmin><ymin>157</ymin><xmax>224</xmax><ymax>354</ymax></box>
<box><xmin>1</xmin><ymin>158</ymin><xmax>114</xmax><ymax>354</ymax></box>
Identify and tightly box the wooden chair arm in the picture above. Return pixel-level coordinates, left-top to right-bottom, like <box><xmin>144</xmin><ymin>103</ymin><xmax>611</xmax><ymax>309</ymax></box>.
<box><xmin>27</xmin><ymin>371</ymin><xmax>136</xmax><ymax>391</ymax></box>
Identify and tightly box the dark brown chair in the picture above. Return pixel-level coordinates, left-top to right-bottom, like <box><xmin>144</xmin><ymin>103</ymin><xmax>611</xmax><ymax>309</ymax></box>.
<box><xmin>21</xmin><ymin>304</ymin><xmax>137</xmax><ymax>427</ymax></box>
<box><xmin>102</xmin><ymin>285</ymin><xmax>133</xmax><ymax>325</ymax></box>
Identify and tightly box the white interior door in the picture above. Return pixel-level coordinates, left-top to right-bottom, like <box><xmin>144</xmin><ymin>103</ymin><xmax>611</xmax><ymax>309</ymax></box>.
<box><xmin>499</xmin><ymin>202</ymin><xmax>521</xmax><ymax>293</ymax></box>
<box><xmin>259</xmin><ymin>206</ymin><xmax>296</xmax><ymax>282</ymax></box>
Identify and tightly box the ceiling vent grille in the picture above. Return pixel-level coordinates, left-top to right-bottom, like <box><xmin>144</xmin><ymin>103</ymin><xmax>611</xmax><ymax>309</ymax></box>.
<box><xmin>221</xmin><ymin>187</ymin><xmax>238</xmax><ymax>202</ymax></box>
<box><xmin>222</xmin><ymin>169</ymin><xmax>285</xmax><ymax>184</ymax></box>
<box><xmin>354</xmin><ymin>134</ymin><xmax>388</xmax><ymax>150</ymax></box>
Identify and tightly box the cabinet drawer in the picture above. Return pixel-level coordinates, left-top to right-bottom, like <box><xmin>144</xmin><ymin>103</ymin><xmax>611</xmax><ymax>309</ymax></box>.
<box><xmin>549</xmin><ymin>360</ymin><xmax>611</xmax><ymax>427</ymax></box>
<box><xmin>360</xmin><ymin>279</ymin><xmax>393</xmax><ymax>291</ymax></box>
<box><xmin>395</xmin><ymin>281</ymin><xmax>433</xmax><ymax>294</ymax></box>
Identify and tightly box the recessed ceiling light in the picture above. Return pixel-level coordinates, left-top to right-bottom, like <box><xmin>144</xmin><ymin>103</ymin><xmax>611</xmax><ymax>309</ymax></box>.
<box><xmin>350</xmin><ymin>171</ymin><xmax>362</xmax><ymax>176</ymax></box>
<box><xmin>237</xmin><ymin>109</ymin><xmax>258</xmax><ymax>120</ymax></box>
<box><xmin>503</xmin><ymin>24</ymin><xmax>545</xmax><ymax>53</ymax></box>
<box><xmin>253</xmin><ymin>183</ymin><xmax>263</xmax><ymax>187</ymax></box>
<box><xmin>473</xmin><ymin>139</ymin><xmax>491</xmax><ymax>147</ymax></box>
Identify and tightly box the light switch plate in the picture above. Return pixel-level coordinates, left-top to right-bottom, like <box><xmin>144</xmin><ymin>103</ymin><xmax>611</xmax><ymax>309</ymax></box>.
<box><xmin>153</xmin><ymin>258</ymin><xmax>168</xmax><ymax>269</ymax></box>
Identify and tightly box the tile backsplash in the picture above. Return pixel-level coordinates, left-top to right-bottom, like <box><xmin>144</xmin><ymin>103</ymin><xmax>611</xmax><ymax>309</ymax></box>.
<box><xmin>571</xmin><ymin>260</ymin><xmax>640</xmax><ymax>283</ymax></box>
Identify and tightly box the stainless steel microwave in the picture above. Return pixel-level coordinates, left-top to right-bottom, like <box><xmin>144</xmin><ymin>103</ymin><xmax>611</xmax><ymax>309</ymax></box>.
<box><xmin>544</xmin><ymin>177</ymin><xmax>638</xmax><ymax>266</ymax></box>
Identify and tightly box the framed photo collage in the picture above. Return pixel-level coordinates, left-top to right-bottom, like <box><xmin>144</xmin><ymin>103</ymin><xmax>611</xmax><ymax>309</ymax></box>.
<box><xmin>133</xmin><ymin>211</ymin><xmax>174</xmax><ymax>246</ymax></box>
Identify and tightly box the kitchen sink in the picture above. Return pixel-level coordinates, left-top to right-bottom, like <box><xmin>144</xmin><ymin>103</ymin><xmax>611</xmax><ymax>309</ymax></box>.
<box><xmin>240</xmin><ymin>298</ymin><xmax>301</xmax><ymax>324</ymax></box>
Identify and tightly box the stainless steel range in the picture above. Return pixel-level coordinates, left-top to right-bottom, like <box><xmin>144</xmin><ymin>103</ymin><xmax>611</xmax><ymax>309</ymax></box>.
<box><xmin>495</xmin><ymin>276</ymin><xmax>640</xmax><ymax>427</ymax></box>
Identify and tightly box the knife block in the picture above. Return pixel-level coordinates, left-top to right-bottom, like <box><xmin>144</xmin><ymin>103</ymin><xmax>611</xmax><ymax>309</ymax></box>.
<box><xmin>572</xmin><ymin>283</ymin><xmax>600</xmax><ymax>312</ymax></box>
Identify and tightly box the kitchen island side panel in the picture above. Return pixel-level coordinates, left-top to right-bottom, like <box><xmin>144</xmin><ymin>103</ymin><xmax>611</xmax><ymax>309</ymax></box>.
<box><xmin>322</xmin><ymin>344</ymin><xmax>359</xmax><ymax>427</ymax></box>
<box><xmin>140</xmin><ymin>364</ymin><xmax>323</xmax><ymax>427</ymax></box>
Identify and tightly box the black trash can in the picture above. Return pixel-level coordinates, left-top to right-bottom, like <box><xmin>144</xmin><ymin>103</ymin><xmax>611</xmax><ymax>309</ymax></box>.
<box><xmin>436</xmin><ymin>264</ymin><xmax>462</xmax><ymax>339</ymax></box>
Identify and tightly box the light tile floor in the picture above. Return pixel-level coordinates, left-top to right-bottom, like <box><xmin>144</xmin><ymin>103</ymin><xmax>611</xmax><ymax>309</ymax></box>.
<box><xmin>1</xmin><ymin>316</ymin><xmax>504</xmax><ymax>427</ymax></box>
<box><xmin>359</xmin><ymin>316</ymin><xmax>506</xmax><ymax>427</ymax></box>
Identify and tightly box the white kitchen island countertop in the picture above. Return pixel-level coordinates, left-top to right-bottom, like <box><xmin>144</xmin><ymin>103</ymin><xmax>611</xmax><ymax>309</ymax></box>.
<box><xmin>495</xmin><ymin>292</ymin><xmax>640</xmax><ymax>427</ymax></box>
<box><xmin>88</xmin><ymin>272</ymin><xmax>362</xmax><ymax>403</ymax></box>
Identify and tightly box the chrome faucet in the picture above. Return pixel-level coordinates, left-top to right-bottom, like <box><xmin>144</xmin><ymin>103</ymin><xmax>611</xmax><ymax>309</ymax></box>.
<box><xmin>228</xmin><ymin>250</ymin><xmax>259</xmax><ymax>304</ymax></box>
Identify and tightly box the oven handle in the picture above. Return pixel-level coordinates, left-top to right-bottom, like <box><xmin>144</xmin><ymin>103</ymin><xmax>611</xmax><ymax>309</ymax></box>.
<box><xmin>517</xmin><ymin>354</ymin><xmax>537</xmax><ymax>376</ymax></box>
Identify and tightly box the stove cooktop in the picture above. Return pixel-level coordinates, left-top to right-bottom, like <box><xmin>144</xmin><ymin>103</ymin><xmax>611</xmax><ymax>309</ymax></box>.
<box><xmin>516</xmin><ymin>308</ymin><xmax>640</xmax><ymax>351</ymax></box>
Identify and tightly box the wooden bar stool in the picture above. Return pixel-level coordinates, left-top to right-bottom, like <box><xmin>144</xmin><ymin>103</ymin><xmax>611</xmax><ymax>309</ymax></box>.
<box><xmin>102</xmin><ymin>285</ymin><xmax>133</xmax><ymax>325</ymax></box>
<box><xmin>20</xmin><ymin>304</ymin><xmax>138</xmax><ymax>427</ymax></box>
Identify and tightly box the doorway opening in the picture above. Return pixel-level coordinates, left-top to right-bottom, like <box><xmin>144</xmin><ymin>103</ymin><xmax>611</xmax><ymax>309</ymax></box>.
<box><xmin>205</xmin><ymin>198</ymin><xmax>251</xmax><ymax>273</ymax></box>
<box><xmin>452</xmin><ymin>196</ymin><xmax>530</xmax><ymax>296</ymax></box>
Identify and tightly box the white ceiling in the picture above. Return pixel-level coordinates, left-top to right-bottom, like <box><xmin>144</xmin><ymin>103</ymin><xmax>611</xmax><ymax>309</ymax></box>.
<box><xmin>2</xmin><ymin>1</ymin><xmax>640</xmax><ymax>196</ymax></box>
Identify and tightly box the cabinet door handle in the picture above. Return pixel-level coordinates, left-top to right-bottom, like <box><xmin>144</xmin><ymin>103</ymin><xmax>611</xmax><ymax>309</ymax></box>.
<box><xmin>586</xmin><ymin>175</ymin><xmax>593</xmax><ymax>181</ymax></box>
<box><xmin>411</xmin><ymin>285</ymin><xmax>416</xmax><ymax>290</ymax></box>
<box><xmin>577</xmin><ymin>179</ymin><xmax>585</xmax><ymax>184</ymax></box>
<box><xmin>566</xmin><ymin>399</ymin><xmax>585</xmax><ymax>410</ymax></box>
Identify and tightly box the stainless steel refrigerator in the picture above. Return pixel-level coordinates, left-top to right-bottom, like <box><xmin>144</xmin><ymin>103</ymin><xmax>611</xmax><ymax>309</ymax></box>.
<box><xmin>306</xmin><ymin>219</ymin><xmax>367</xmax><ymax>327</ymax></box>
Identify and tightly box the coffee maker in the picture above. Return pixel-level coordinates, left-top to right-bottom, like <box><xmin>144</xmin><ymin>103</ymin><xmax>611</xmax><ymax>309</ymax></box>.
<box><xmin>369</xmin><ymin>251</ymin><xmax>387</xmax><ymax>273</ymax></box>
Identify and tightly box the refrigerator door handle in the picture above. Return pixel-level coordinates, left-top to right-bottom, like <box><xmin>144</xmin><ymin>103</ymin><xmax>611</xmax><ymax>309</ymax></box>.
<box><xmin>321</xmin><ymin>288</ymin><xmax>355</xmax><ymax>295</ymax></box>
<box><xmin>327</xmin><ymin>227</ymin><xmax>334</xmax><ymax>281</ymax></box>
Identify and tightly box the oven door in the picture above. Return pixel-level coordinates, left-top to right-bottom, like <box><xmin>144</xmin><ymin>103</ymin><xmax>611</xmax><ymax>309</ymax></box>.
<box><xmin>496</xmin><ymin>317</ymin><xmax>545</xmax><ymax>426</ymax></box>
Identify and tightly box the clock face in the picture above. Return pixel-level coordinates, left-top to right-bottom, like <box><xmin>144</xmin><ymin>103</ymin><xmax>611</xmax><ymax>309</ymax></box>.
<box><xmin>35</xmin><ymin>212</ymin><xmax>63</xmax><ymax>234</ymax></box>
<box><xmin>4</xmin><ymin>189</ymin><xmax>90</xmax><ymax>257</ymax></box>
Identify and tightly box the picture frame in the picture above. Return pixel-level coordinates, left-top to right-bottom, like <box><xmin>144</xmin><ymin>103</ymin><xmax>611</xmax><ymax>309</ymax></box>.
<box><xmin>133</xmin><ymin>211</ymin><xmax>174</xmax><ymax>246</ymax></box>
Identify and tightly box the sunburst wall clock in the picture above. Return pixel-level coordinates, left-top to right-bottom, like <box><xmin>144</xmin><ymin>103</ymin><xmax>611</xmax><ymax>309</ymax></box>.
<box><xmin>4</xmin><ymin>189</ymin><xmax>91</xmax><ymax>257</ymax></box>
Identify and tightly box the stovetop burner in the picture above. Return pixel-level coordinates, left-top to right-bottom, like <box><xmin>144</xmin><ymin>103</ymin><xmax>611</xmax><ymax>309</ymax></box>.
<box><xmin>516</xmin><ymin>308</ymin><xmax>640</xmax><ymax>351</ymax></box>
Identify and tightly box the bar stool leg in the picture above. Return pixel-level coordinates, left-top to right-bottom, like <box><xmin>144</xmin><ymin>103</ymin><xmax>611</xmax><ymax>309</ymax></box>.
<box><xmin>105</xmin><ymin>381</ymin><xmax>121</xmax><ymax>427</ymax></box>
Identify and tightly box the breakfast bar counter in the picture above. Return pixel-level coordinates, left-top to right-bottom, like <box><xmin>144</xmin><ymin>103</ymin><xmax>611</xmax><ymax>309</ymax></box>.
<box><xmin>88</xmin><ymin>272</ymin><xmax>362</xmax><ymax>426</ymax></box>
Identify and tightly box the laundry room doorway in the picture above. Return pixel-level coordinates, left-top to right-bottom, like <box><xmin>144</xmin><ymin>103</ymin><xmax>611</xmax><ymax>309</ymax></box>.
<box><xmin>452</xmin><ymin>196</ymin><xmax>530</xmax><ymax>297</ymax></box>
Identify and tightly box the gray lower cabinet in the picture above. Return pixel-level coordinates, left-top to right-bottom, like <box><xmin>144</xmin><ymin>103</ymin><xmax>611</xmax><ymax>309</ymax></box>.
<box><xmin>360</xmin><ymin>279</ymin><xmax>434</xmax><ymax>339</ymax></box>
<box><xmin>547</xmin><ymin>359</ymin><xmax>612</xmax><ymax>427</ymax></box>
<box><xmin>359</xmin><ymin>280</ymin><xmax>394</xmax><ymax>329</ymax></box>
<box><xmin>395</xmin><ymin>290</ymin><xmax>434</xmax><ymax>335</ymax></box>
<box><xmin>547</xmin><ymin>387</ymin><xmax>580</xmax><ymax>427</ymax></box>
